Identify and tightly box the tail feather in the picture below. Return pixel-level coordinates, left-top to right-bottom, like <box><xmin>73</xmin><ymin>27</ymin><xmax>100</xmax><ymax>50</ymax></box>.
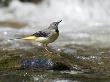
<box><xmin>22</xmin><ymin>36</ymin><xmax>37</xmax><ymax>40</ymax></box>
<box><xmin>9</xmin><ymin>38</ymin><xmax>22</xmax><ymax>40</ymax></box>
<box><xmin>9</xmin><ymin>36</ymin><xmax>37</xmax><ymax>41</ymax></box>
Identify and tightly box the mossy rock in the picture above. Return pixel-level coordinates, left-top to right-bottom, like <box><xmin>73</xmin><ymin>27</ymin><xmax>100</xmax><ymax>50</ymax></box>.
<box><xmin>0</xmin><ymin>0</ymin><xmax>12</xmax><ymax>7</ymax></box>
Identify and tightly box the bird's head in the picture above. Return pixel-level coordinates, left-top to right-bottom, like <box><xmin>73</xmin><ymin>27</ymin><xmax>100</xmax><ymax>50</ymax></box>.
<box><xmin>48</xmin><ymin>20</ymin><xmax>62</xmax><ymax>30</ymax></box>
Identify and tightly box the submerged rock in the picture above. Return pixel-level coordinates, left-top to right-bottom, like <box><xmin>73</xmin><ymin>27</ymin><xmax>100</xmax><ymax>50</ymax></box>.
<box><xmin>20</xmin><ymin>58</ymin><xmax>71</xmax><ymax>70</ymax></box>
<box><xmin>20</xmin><ymin>58</ymin><xmax>53</xmax><ymax>70</ymax></box>
<box><xmin>0</xmin><ymin>21</ymin><xmax>27</xmax><ymax>28</ymax></box>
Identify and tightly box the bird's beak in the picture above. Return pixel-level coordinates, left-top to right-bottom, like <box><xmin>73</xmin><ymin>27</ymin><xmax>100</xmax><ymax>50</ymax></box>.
<box><xmin>57</xmin><ymin>20</ymin><xmax>62</xmax><ymax>24</ymax></box>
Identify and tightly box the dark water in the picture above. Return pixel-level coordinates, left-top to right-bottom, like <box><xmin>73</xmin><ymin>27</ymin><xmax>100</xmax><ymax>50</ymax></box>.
<box><xmin>0</xmin><ymin>70</ymin><xmax>110</xmax><ymax>82</ymax></box>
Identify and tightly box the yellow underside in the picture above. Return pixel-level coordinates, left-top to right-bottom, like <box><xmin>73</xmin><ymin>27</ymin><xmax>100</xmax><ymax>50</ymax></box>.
<box><xmin>22</xmin><ymin>36</ymin><xmax>49</xmax><ymax>44</ymax></box>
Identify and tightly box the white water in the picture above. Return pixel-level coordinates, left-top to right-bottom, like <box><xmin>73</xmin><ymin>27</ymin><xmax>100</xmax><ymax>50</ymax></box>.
<box><xmin>0</xmin><ymin>0</ymin><xmax>110</xmax><ymax>48</ymax></box>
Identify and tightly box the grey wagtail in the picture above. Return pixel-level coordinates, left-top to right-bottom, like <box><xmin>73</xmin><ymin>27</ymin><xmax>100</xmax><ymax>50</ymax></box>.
<box><xmin>13</xmin><ymin>20</ymin><xmax>62</xmax><ymax>51</ymax></box>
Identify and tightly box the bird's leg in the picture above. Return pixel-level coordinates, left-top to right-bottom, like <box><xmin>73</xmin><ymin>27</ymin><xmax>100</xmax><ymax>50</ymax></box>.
<box><xmin>43</xmin><ymin>44</ymin><xmax>53</xmax><ymax>53</ymax></box>
<box><xmin>41</xmin><ymin>44</ymin><xmax>53</xmax><ymax>58</ymax></box>
<box><xmin>44</xmin><ymin>44</ymin><xmax>50</xmax><ymax>52</ymax></box>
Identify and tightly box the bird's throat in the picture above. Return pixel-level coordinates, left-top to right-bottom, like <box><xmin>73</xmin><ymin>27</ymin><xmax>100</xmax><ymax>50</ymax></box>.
<box><xmin>55</xmin><ymin>29</ymin><xmax>59</xmax><ymax>33</ymax></box>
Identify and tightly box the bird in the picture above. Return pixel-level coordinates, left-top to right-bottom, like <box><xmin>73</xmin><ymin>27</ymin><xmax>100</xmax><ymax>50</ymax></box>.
<box><xmin>15</xmin><ymin>20</ymin><xmax>62</xmax><ymax>51</ymax></box>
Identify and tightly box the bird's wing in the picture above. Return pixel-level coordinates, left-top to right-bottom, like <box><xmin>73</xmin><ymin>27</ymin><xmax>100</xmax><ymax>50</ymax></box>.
<box><xmin>32</xmin><ymin>30</ymin><xmax>50</xmax><ymax>37</ymax></box>
<box><xmin>22</xmin><ymin>30</ymin><xmax>50</xmax><ymax>40</ymax></box>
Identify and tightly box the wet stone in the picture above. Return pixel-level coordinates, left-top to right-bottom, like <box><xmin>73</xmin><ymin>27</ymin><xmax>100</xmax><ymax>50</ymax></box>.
<box><xmin>20</xmin><ymin>58</ymin><xmax>54</xmax><ymax>70</ymax></box>
<box><xmin>20</xmin><ymin>58</ymin><xmax>71</xmax><ymax>70</ymax></box>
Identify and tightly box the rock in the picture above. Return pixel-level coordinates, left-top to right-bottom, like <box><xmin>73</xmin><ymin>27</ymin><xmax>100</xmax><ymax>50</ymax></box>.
<box><xmin>0</xmin><ymin>0</ymin><xmax>12</xmax><ymax>7</ymax></box>
<box><xmin>19</xmin><ymin>0</ymin><xmax>43</xmax><ymax>4</ymax></box>
<box><xmin>20</xmin><ymin>57</ymin><xmax>71</xmax><ymax>70</ymax></box>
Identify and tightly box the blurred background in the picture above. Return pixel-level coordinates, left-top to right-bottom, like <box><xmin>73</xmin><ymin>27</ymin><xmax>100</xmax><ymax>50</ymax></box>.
<box><xmin>0</xmin><ymin>0</ymin><xmax>110</xmax><ymax>49</ymax></box>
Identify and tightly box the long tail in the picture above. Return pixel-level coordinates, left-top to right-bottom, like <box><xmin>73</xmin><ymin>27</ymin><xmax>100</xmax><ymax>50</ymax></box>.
<box><xmin>9</xmin><ymin>38</ymin><xmax>22</xmax><ymax>40</ymax></box>
<box><xmin>9</xmin><ymin>36</ymin><xmax>37</xmax><ymax>41</ymax></box>
<box><xmin>22</xmin><ymin>36</ymin><xmax>37</xmax><ymax>40</ymax></box>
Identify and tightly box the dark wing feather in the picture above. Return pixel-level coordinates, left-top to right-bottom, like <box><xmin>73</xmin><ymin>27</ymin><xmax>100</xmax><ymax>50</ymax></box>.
<box><xmin>32</xmin><ymin>31</ymin><xmax>50</xmax><ymax>37</ymax></box>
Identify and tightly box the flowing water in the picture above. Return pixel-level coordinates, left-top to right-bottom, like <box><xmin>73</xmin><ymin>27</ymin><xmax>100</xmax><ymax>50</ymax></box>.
<box><xmin>0</xmin><ymin>0</ymin><xmax>110</xmax><ymax>82</ymax></box>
